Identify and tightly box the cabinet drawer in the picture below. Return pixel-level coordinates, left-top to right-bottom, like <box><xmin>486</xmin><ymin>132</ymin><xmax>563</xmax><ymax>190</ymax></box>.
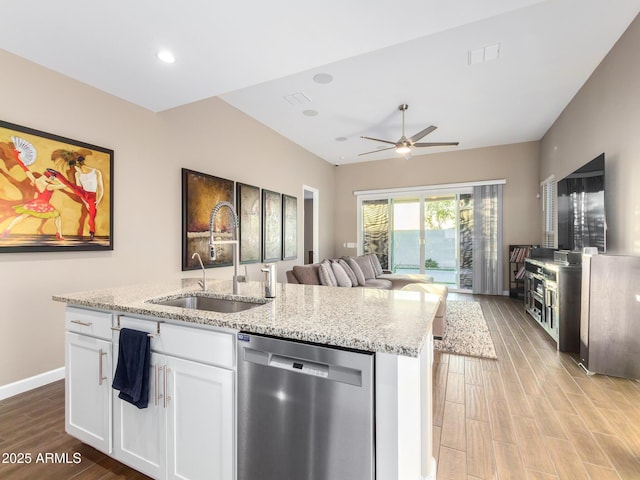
<box><xmin>66</xmin><ymin>307</ymin><xmax>113</xmax><ymax>340</ymax></box>
<box><xmin>115</xmin><ymin>316</ymin><xmax>235</xmax><ymax>369</ymax></box>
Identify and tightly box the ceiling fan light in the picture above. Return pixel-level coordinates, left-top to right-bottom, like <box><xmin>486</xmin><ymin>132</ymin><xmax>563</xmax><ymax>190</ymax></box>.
<box><xmin>396</xmin><ymin>145</ymin><xmax>411</xmax><ymax>154</ymax></box>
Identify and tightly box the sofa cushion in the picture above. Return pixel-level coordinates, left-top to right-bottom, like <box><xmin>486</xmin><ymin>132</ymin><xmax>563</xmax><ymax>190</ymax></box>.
<box><xmin>376</xmin><ymin>273</ymin><xmax>434</xmax><ymax>289</ymax></box>
<box><xmin>353</xmin><ymin>255</ymin><xmax>376</xmax><ymax>280</ymax></box>
<box><xmin>366</xmin><ymin>253</ymin><xmax>384</xmax><ymax>277</ymax></box>
<box><xmin>286</xmin><ymin>270</ymin><xmax>299</xmax><ymax>284</ymax></box>
<box><xmin>347</xmin><ymin>257</ymin><xmax>366</xmax><ymax>286</ymax></box>
<box><xmin>292</xmin><ymin>264</ymin><xmax>321</xmax><ymax>285</ymax></box>
<box><xmin>319</xmin><ymin>260</ymin><xmax>337</xmax><ymax>287</ymax></box>
<box><xmin>338</xmin><ymin>259</ymin><xmax>358</xmax><ymax>285</ymax></box>
<box><xmin>363</xmin><ymin>278</ymin><xmax>393</xmax><ymax>290</ymax></box>
<box><xmin>331</xmin><ymin>261</ymin><xmax>352</xmax><ymax>287</ymax></box>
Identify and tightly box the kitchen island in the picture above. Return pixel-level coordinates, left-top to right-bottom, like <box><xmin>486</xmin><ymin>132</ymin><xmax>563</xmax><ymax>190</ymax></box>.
<box><xmin>55</xmin><ymin>278</ymin><xmax>439</xmax><ymax>480</ymax></box>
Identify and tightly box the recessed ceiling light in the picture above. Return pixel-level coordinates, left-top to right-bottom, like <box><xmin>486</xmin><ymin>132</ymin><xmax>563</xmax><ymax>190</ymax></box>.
<box><xmin>156</xmin><ymin>50</ymin><xmax>176</xmax><ymax>64</ymax></box>
<box><xmin>335</xmin><ymin>136</ymin><xmax>347</xmax><ymax>142</ymax></box>
<box><xmin>313</xmin><ymin>73</ymin><xmax>333</xmax><ymax>84</ymax></box>
<box><xmin>302</xmin><ymin>109</ymin><xmax>318</xmax><ymax>117</ymax></box>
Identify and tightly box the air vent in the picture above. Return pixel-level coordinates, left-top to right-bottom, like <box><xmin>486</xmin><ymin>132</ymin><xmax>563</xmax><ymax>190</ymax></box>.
<box><xmin>468</xmin><ymin>43</ymin><xmax>500</xmax><ymax>65</ymax></box>
<box><xmin>282</xmin><ymin>92</ymin><xmax>311</xmax><ymax>105</ymax></box>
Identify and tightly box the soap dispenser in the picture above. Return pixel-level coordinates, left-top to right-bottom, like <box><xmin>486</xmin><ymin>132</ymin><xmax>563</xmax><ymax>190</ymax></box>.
<box><xmin>261</xmin><ymin>263</ymin><xmax>276</xmax><ymax>298</ymax></box>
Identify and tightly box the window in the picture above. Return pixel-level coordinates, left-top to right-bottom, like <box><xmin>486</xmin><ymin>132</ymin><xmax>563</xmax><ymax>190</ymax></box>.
<box><xmin>541</xmin><ymin>175</ymin><xmax>557</xmax><ymax>248</ymax></box>
<box><xmin>355</xmin><ymin>180</ymin><xmax>504</xmax><ymax>292</ymax></box>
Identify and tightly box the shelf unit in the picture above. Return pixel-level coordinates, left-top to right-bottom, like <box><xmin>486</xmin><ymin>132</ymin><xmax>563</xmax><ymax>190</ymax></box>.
<box><xmin>508</xmin><ymin>245</ymin><xmax>534</xmax><ymax>298</ymax></box>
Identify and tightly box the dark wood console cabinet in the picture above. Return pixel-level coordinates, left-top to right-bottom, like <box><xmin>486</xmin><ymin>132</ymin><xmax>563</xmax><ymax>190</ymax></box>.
<box><xmin>524</xmin><ymin>258</ymin><xmax>581</xmax><ymax>352</ymax></box>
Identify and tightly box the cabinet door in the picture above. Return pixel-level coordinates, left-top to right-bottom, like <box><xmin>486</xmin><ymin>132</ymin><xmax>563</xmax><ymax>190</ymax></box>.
<box><xmin>113</xmin><ymin>352</ymin><xmax>166</xmax><ymax>479</ymax></box>
<box><xmin>165</xmin><ymin>356</ymin><xmax>234</xmax><ymax>480</ymax></box>
<box><xmin>65</xmin><ymin>332</ymin><xmax>112</xmax><ymax>454</ymax></box>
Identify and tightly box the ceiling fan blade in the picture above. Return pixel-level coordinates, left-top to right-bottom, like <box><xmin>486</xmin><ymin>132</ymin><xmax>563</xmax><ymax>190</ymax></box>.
<box><xmin>358</xmin><ymin>146</ymin><xmax>396</xmax><ymax>156</ymax></box>
<box><xmin>408</xmin><ymin>125</ymin><xmax>437</xmax><ymax>143</ymax></box>
<box><xmin>413</xmin><ymin>142</ymin><xmax>459</xmax><ymax>147</ymax></box>
<box><xmin>360</xmin><ymin>135</ymin><xmax>397</xmax><ymax>146</ymax></box>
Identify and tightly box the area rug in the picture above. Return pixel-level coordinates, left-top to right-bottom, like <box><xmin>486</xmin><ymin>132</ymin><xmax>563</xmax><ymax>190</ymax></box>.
<box><xmin>434</xmin><ymin>301</ymin><xmax>497</xmax><ymax>359</ymax></box>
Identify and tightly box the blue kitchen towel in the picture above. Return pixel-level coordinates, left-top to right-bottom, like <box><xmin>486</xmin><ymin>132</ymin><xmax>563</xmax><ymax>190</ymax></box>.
<box><xmin>112</xmin><ymin>328</ymin><xmax>151</xmax><ymax>409</ymax></box>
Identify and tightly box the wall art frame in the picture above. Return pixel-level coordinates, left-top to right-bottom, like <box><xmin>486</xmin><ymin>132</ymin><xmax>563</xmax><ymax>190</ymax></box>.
<box><xmin>182</xmin><ymin>168</ymin><xmax>235</xmax><ymax>271</ymax></box>
<box><xmin>262</xmin><ymin>189</ymin><xmax>282</xmax><ymax>262</ymax></box>
<box><xmin>282</xmin><ymin>194</ymin><xmax>297</xmax><ymax>260</ymax></box>
<box><xmin>236</xmin><ymin>182</ymin><xmax>261</xmax><ymax>264</ymax></box>
<box><xmin>0</xmin><ymin>120</ymin><xmax>114</xmax><ymax>253</ymax></box>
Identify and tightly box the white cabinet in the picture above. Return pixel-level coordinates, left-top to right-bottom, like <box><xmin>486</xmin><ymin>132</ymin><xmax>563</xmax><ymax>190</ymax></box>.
<box><xmin>166</xmin><ymin>354</ymin><xmax>234</xmax><ymax>480</ymax></box>
<box><xmin>113</xmin><ymin>315</ymin><xmax>235</xmax><ymax>480</ymax></box>
<box><xmin>65</xmin><ymin>307</ymin><xmax>113</xmax><ymax>454</ymax></box>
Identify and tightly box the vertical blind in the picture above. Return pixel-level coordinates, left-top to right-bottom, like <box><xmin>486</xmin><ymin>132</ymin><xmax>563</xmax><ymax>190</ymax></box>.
<box><xmin>472</xmin><ymin>183</ymin><xmax>503</xmax><ymax>295</ymax></box>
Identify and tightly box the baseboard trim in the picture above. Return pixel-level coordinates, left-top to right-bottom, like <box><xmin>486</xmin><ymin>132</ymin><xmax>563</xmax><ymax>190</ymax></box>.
<box><xmin>0</xmin><ymin>367</ymin><xmax>65</xmax><ymax>401</ymax></box>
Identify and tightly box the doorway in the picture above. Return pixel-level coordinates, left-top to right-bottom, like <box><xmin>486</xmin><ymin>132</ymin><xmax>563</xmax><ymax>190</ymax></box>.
<box><xmin>303</xmin><ymin>185</ymin><xmax>319</xmax><ymax>264</ymax></box>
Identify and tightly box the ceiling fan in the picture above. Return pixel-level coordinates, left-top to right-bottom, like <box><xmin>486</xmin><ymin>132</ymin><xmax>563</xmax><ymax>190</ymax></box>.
<box><xmin>359</xmin><ymin>104</ymin><xmax>459</xmax><ymax>158</ymax></box>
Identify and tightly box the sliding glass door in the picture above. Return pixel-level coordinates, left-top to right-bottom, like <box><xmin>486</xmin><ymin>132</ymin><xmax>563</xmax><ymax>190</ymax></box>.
<box><xmin>391</xmin><ymin>197</ymin><xmax>421</xmax><ymax>274</ymax></box>
<box><xmin>360</xmin><ymin>190</ymin><xmax>473</xmax><ymax>290</ymax></box>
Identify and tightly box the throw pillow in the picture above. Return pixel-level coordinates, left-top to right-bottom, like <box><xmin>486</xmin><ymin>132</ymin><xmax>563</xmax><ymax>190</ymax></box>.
<box><xmin>354</xmin><ymin>254</ymin><xmax>376</xmax><ymax>280</ymax></box>
<box><xmin>292</xmin><ymin>264</ymin><xmax>321</xmax><ymax>285</ymax></box>
<box><xmin>318</xmin><ymin>260</ymin><xmax>337</xmax><ymax>287</ymax></box>
<box><xmin>347</xmin><ymin>257</ymin><xmax>366</xmax><ymax>286</ymax></box>
<box><xmin>367</xmin><ymin>253</ymin><xmax>384</xmax><ymax>277</ymax></box>
<box><xmin>338</xmin><ymin>259</ymin><xmax>358</xmax><ymax>285</ymax></box>
<box><xmin>331</xmin><ymin>262</ymin><xmax>352</xmax><ymax>287</ymax></box>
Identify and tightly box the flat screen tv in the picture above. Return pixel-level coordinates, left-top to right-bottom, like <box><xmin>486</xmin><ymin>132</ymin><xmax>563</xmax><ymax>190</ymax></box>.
<box><xmin>557</xmin><ymin>153</ymin><xmax>606</xmax><ymax>252</ymax></box>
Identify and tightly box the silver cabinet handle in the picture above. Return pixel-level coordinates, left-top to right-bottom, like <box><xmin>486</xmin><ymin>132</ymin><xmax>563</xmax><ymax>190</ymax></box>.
<box><xmin>154</xmin><ymin>364</ymin><xmax>160</xmax><ymax>406</ymax></box>
<box><xmin>71</xmin><ymin>319</ymin><xmax>92</xmax><ymax>327</ymax></box>
<box><xmin>163</xmin><ymin>365</ymin><xmax>171</xmax><ymax>408</ymax></box>
<box><xmin>98</xmin><ymin>349</ymin><xmax>107</xmax><ymax>385</ymax></box>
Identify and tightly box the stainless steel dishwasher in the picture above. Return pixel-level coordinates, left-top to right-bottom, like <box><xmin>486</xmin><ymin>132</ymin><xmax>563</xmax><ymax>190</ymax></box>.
<box><xmin>237</xmin><ymin>332</ymin><xmax>375</xmax><ymax>480</ymax></box>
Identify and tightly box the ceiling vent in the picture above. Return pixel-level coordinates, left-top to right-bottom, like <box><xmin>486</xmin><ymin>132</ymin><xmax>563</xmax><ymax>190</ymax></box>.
<box><xmin>282</xmin><ymin>92</ymin><xmax>311</xmax><ymax>105</ymax></box>
<box><xmin>468</xmin><ymin>43</ymin><xmax>500</xmax><ymax>65</ymax></box>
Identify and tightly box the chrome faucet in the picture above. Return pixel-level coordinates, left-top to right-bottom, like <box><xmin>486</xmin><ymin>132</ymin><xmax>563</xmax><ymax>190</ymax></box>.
<box><xmin>192</xmin><ymin>252</ymin><xmax>207</xmax><ymax>291</ymax></box>
<box><xmin>209</xmin><ymin>201</ymin><xmax>241</xmax><ymax>294</ymax></box>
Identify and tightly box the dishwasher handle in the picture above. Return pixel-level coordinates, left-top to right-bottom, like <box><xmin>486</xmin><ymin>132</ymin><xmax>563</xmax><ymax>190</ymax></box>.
<box><xmin>241</xmin><ymin>346</ymin><xmax>363</xmax><ymax>387</ymax></box>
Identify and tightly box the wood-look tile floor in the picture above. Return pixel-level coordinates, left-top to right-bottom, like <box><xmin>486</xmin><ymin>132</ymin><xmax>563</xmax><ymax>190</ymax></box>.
<box><xmin>0</xmin><ymin>380</ymin><xmax>149</xmax><ymax>479</ymax></box>
<box><xmin>1</xmin><ymin>294</ymin><xmax>639</xmax><ymax>479</ymax></box>
<box><xmin>434</xmin><ymin>293</ymin><xmax>640</xmax><ymax>480</ymax></box>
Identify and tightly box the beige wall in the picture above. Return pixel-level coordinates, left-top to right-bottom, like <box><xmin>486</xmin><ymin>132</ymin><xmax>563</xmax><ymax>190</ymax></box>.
<box><xmin>0</xmin><ymin>50</ymin><xmax>335</xmax><ymax>387</ymax></box>
<box><xmin>540</xmin><ymin>14</ymin><xmax>640</xmax><ymax>255</ymax></box>
<box><xmin>4</xmin><ymin>11</ymin><xmax>639</xmax><ymax>388</ymax></box>
<box><xmin>333</xmin><ymin>142</ymin><xmax>541</xmax><ymax>290</ymax></box>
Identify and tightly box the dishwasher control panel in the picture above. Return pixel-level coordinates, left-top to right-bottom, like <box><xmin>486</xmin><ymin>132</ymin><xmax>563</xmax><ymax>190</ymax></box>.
<box><xmin>270</xmin><ymin>354</ymin><xmax>329</xmax><ymax>378</ymax></box>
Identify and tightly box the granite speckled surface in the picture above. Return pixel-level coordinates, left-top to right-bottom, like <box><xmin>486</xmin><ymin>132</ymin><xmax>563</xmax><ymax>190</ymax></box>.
<box><xmin>53</xmin><ymin>279</ymin><xmax>438</xmax><ymax>357</ymax></box>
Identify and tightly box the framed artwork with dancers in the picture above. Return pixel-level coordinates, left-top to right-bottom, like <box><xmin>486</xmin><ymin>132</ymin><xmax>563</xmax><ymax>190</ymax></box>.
<box><xmin>0</xmin><ymin>120</ymin><xmax>114</xmax><ymax>253</ymax></box>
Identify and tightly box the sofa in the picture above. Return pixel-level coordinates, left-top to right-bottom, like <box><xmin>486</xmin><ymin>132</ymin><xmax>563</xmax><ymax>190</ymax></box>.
<box><xmin>285</xmin><ymin>253</ymin><xmax>447</xmax><ymax>338</ymax></box>
<box><xmin>286</xmin><ymin>254</ymin><xmax>434</xmax><ymax>290</ymax></box>
<box><xmin>400</xmin><ymin>283</ymin><xmax>447</xmax><ymax>339</ymax></box>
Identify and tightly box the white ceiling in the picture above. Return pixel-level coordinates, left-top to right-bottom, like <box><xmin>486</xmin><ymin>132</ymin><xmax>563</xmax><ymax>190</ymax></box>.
<box><xmin>1</xmin><ymin>0</ymin><xmax>639</xmax><ymax>164</ymax></box>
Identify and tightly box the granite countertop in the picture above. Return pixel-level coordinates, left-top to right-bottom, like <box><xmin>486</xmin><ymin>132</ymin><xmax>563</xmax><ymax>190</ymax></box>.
<box><xmin>53</xmin><ymin>279</ymin><xmax>439</xmax><ymax>357</ymax></box>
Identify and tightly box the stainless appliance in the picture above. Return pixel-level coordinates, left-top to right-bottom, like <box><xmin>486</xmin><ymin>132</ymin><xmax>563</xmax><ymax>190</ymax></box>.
<box><xmin>237</xmin><ymin>333</ymin><xmax>375</xmax><ymax>480</ymax></box>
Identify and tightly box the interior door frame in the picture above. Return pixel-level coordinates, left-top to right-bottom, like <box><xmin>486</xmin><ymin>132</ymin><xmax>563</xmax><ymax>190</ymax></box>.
<box><xmin>302</xmin><ymin>185</ymin><xmax>319</xmax><ymax>264</ymax></box>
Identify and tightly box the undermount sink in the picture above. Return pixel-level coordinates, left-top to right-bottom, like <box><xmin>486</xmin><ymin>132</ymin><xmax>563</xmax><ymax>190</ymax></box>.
<box><xmin>149</xmin><ymin>295</ymin><xmax>266</xmax><ymax>313</ymax></box>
